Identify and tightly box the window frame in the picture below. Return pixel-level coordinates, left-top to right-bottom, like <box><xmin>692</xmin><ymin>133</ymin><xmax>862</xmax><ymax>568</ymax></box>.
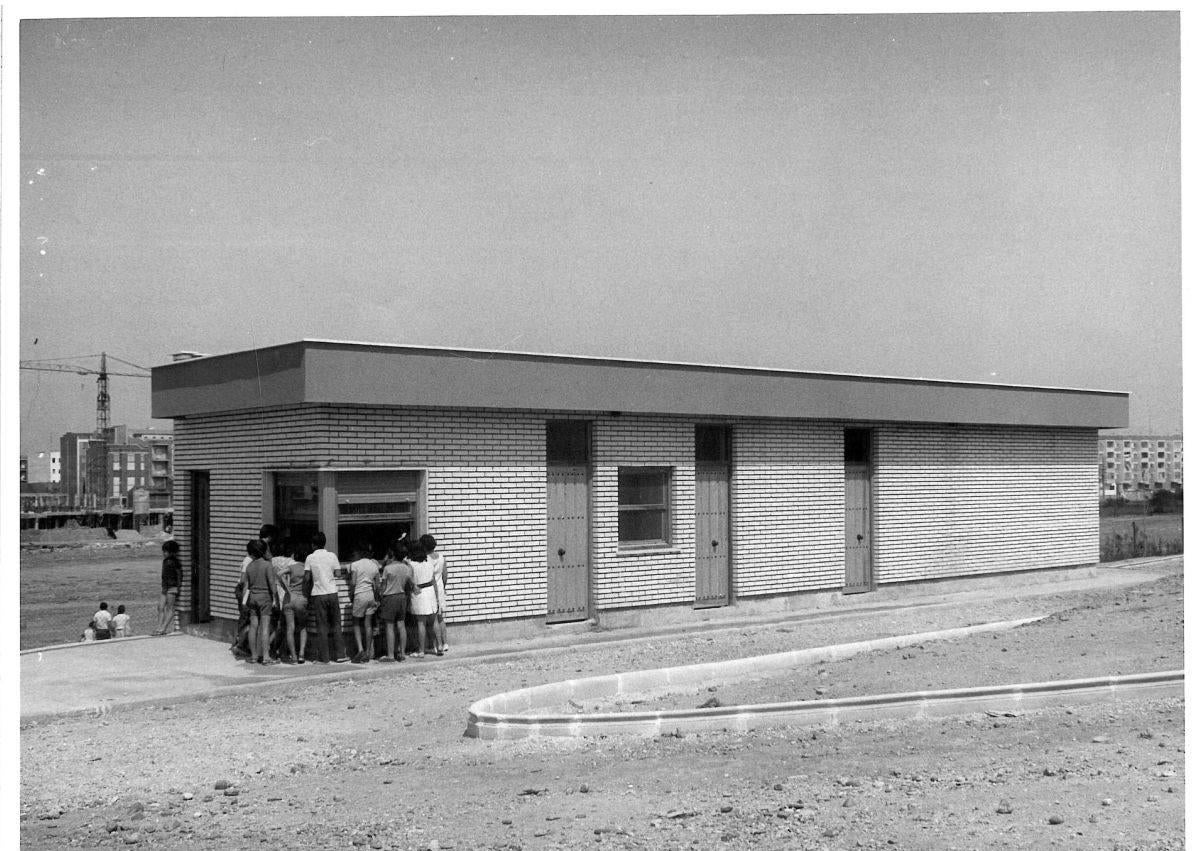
<box><xmin>616</xmin><ymin>465</ymin><xmax>673</xmax><ymax>549</ymax></box>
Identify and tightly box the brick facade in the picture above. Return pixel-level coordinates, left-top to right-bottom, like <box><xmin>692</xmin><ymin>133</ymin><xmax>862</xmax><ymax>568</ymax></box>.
<box><xmin>171</xmin><ymin>404</ymin><xmax>1099</xmax><ymax>631</ymax></box>
<box><xmin>874</xmin><ymin>425</ymin><xmax>1099</xmax><ymax>582</ymax></box>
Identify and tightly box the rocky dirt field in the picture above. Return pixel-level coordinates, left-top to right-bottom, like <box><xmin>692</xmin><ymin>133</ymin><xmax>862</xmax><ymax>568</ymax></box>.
<box><xmin>20</xmin><ymin>562</ymin><xmax>1184</xmax><ymax>850</ymax></box>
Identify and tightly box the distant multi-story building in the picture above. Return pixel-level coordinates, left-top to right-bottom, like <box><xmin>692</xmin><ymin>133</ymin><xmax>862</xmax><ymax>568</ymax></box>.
<box><xmin>25</xmin><ymin>450</ymin><xmax>61</xmax><ymax>484</ymax></box>
<box><xmin>59</xmin><ymin>426</ymin><xmax>174</xmax><ymax>510</ymax></box>
<box><xmin>129</xmin><ymin>428</ymin><xmax>173</xmax><ymax>509</ymax></box>
<box><xmin>59</xmin><ymin>431</ymin><xmax>98</xmax><ymax>507</ymax></box>
<box><xmin>1098</xmin><ymin>434</ymin><xmax>1183</xmax><ymax>499</ymax></box>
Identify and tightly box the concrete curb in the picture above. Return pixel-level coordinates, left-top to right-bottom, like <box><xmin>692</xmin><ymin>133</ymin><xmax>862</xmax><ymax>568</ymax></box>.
<box><xmin>467</xmin><ymin>670</ymin><xmax>1183</xmax><ymax>740</ymax></box>
<box><xmin>21</xmin><ymin>632</ymin><xmax>180</xmax><ymax>656</ymax></box>
<box><xmin>466</xmin><ymin>616</ymin><xmax>1046</xmax><ymax>738</ymax></box>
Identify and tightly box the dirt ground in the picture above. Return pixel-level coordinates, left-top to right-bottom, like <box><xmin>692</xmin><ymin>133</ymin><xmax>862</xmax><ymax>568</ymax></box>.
<box><xmin>20</xmin><ymin>552</ymin><xmax>163</xmax><ymax>650</ymax></box>
<box><xmin>554</xmin><ymin>570</ymin><xmax>1183</xmax><ymax>714</ymax></box>
<box><xmin>20</xmin><ymin>561</ymin><xmax>1183</xmax><ymax>850</ymax></box>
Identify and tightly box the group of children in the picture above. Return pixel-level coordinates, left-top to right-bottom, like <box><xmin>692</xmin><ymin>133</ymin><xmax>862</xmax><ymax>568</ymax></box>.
<box><xmin>78</xmin><ymin>539</ymin><xmax>183</xmax><ymax>644</ymax></box>
<box><xmin>79</xmin><ymin>602</ymin><xmax>131</xmax><ymax>642</ymax></box>
<box><xmin>232</xmin><ymin>525</ymin><xmax>451</xmax><ymax>665</ymax></box>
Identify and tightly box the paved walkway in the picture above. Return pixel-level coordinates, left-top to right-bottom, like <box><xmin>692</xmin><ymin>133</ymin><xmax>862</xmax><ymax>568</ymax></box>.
<box><xmin>20</xmin><ymin>557</ymin><xmax>1177</xmax><ymax>721</ymax></box>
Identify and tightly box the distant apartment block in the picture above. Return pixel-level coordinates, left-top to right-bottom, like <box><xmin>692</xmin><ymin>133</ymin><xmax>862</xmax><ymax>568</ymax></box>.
<box><xmin>1098</xmin><ymin>434</ymin><xmax>1183</xmax><ymax>499</ymax></box>
<box><xmin>58</xmin><ymin>426</ymin><xmax>174</xmax><ymax>510</ymax></box>
<box><xmin>24</xmin><ymin>450</ymin><xmax>61</xmax><ymax>484</ymax></box>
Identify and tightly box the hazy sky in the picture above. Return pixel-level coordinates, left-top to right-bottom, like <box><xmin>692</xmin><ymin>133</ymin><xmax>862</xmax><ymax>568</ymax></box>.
<box><xmin>17</xmin><ymin>13</ymin><xmax>1181</xmax><ymax>453</ymax></box>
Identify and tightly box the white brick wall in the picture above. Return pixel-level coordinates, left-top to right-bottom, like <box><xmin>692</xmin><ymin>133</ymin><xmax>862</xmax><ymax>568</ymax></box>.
<box><xmin>874</xmin><ymin>424</ymin><xmax>1099</xmax><ymax>582</ymax></box>
<box><xmin>731</xmin><ymin>420</ymin><xmax>844</xmax><ymax>596</ymax></box>
<box><xmin>171</xmin><ymin>405</ymin><xmax>1099</xmax><ymax>628</ymax></box>
<box><xmin>591</xmin><ymin>416</ymin><xmax>697</xmax><ymax>610</ymax></box>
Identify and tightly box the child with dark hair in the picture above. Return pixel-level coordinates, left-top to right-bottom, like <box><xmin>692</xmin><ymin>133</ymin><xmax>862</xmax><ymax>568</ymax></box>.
<box><xmin>348</xmin><ymin>542</ymin><xmax>381</xmax><ymax>663</ymax></box>
<box><xmin>406</xmin><ymin>542</ymin><xmax>440</xmax><ymax>658</ymax></box>
<box><xmin>93</xmin><ymin>602</ymin><xmax>113</xmax><ymax>640</ymax></box>
<box><xmin>378</xmin><ymin>539</ymin><xmax>414</xmax><ymax>662</ymax></box>
<box><xmin>80</xmin><ymin>621</ymin><xmax>96</xmax><ymax>642</ymax></box>
<box><xmin>272</xmin><ymin>539</ymin><xmax>306</xmax><ymax>663</ymax></box>
<box><xmin>111</xmin><ymin>604</ymin><xmax>131</xmax><ymax>638</ymax></box>
<box><xmin>244</xmin><ymin>538</ymin><xmax>277</xmax><ymax>664</ymax></box>
<box><xmin>420</xmin><ymin>533</ymin><xmax>449</xmax><ymax>653</ymax></box>
<box><xmin>304</xmin><ymin>530</ymin><xmax>348</xmax><ymax>663</ymax></box>
<box><xmin>156</xmin><ymin>540</ymin><xmax>182</xmax><ymax>635</ymax></box>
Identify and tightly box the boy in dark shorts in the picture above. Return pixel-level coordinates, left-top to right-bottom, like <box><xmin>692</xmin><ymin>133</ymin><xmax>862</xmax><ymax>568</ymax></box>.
<box><xmin>377</xmin><ymin>540</ymin><xmax>414</xmax><ymax>661</ymax></box>
<box><xmin>156</xmin><ymin>541</ymin><xmax>182</xmax><ymax>635</ymax></box>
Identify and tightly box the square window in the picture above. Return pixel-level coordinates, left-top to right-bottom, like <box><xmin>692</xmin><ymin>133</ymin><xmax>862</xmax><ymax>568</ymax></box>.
<box><xmin>618</xmin><ymin>467</ymin><xmax>671</xmax><ymax>546</ymax></box>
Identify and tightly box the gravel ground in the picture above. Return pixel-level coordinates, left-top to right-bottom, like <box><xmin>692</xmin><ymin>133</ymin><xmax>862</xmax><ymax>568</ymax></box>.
<box><xmin>20</xmin><ymin>563</ymin><xmax>1183</xmax><ymax>850</ymax></box>
<box><xmin>543</xmin><ymin>570</ymin><xmax>1184</xmax><ymax>714</ymax></box>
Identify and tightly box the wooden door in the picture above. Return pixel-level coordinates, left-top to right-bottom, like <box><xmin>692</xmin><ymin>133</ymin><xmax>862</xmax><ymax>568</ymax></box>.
<box><xmin>546</xmin><ymin>464</ymin><xmax>590</xmax><ymax>622</ymax></box>
<box><xmin>695</xmin><ymin>464</ymin><xmax>731</xmax><ymax>608</ymax></box>
<box><xmin>190</xmin><ymin>471</ymin><xmax>211</xmax><ymax>621</ymax></box>
<box><xmin>844</xmin><ymin>463</ymin><xmax>872</xmax><ymax>593</ymax></box>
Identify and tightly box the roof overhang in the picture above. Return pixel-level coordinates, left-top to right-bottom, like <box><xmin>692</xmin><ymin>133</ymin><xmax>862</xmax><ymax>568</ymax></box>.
<box><xmin>150</xmin><ymin>339</ymin><xmax>1129</xmax><ymax>429</ymax></box>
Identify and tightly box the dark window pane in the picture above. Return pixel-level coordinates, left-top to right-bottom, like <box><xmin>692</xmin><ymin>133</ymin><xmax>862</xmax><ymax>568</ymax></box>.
<box><xmin>618</xmin><ymin>469</ymin><xmax>667</xmax><ymax>506</ymax></box>
<box><xmin>619</xmin><ymin>509</ymin><xmax>667</xmax><ymax>543</ymax></box>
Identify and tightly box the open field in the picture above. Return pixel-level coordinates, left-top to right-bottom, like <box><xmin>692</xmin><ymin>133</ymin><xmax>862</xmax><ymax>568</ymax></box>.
<box><xmin>20</xmin><ymin>554</ymin><xmax>162</xmax><ymax>650</ymax></box>
<box><xmin>20</xmin><ymin>561</ymin><xmax>1184</xmax><ymax>849</ymax></box>
<box><xmin>1099</xmin><ymin>513</ymin><xmax>1184</xmax><ymax>561</ymax></box>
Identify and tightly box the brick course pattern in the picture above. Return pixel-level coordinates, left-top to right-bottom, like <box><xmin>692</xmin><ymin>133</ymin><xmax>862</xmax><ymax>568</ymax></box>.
<box><xmin>873</xmin><ymin>424</ymin><xmax>1099</xmax><ymax>582</ymax></box>
<box><xmin>171</xmin><ymin>406</ymin><xmax>1098</xmax><ymax>628</ymax></box>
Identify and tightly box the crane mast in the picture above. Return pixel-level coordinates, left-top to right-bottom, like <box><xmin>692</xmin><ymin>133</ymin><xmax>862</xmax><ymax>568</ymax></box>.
<box><xmin>96</xmin><ymin>351</ymin><xmax>111</xmax><ymax>435</ymax></box>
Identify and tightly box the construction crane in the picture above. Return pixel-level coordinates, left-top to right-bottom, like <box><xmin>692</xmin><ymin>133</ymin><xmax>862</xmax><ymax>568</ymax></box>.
<box><xmin>19</xmin><ymin>352</ymin><xmax>151</xmax><ymax>435</ymax></box>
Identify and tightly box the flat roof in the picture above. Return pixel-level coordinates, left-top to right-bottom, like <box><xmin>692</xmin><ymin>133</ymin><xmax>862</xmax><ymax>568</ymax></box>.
<box><xmin>151</xmin><ymin>339</ymin><xmax>1129</xmax><ymax>428</ymax></box>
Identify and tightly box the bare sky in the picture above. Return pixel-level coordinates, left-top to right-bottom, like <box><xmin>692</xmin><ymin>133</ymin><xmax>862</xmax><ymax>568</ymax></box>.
<box><xmin>17</xmin><ymin>13</ymin><xmax>1181</xmax><ymax>453</ymax></box>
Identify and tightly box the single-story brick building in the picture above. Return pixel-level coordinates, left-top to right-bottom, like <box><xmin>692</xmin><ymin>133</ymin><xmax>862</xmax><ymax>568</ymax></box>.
<box><xmin>150</xmin><ymin>339</ymin><xmax>1127</xmax><ymax>640</ymax></box>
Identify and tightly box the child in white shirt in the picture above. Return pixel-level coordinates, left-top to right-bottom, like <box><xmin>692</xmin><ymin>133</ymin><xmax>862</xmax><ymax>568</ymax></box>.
<box><xmin>111</xmin><ymin>604</ymin><xmax>131</xmax><ymax>638</ymax></box>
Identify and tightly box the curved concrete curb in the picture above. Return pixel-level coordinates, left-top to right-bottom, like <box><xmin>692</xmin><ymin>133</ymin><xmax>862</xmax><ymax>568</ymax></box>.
<box><xmin>467</xmin><ymin>669</ymin><xmax>1183</xmax><ymax>740</ymax></box>
<box><xmin>467</xmin><ymin>616</ymin><xmax>1048</xmax><ymax>739</ymax></box>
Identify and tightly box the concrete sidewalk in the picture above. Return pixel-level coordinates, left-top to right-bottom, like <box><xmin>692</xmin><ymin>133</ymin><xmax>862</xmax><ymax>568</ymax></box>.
<box><xmin>20</xmin><ymin>557</ymin><xmax>1178</xmax><ymax>722</ymax></box>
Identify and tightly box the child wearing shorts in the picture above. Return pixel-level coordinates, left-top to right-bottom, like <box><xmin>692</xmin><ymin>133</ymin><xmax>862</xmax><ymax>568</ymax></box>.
<box><xmin>348</xmin><ymin>544</ymin><xmax>381</xmax><ymax>663</ymax></box>
<box><xmin>378</xmin><ymin>540</ymin><xmax>414</xmax><ymax>661</ymax></box>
